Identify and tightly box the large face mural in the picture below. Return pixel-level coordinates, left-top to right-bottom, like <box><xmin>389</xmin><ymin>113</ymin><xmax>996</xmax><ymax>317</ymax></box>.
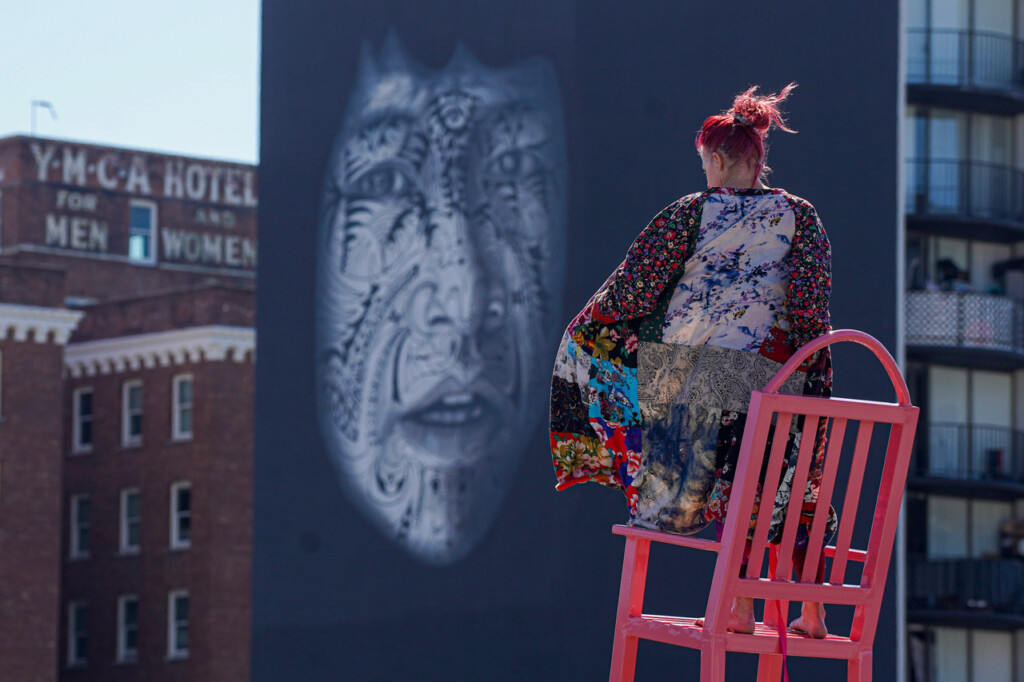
<box><xmin>316</xmin><ymin>34</ymin><xmax>567</xmax><ymax>564</ymax></box>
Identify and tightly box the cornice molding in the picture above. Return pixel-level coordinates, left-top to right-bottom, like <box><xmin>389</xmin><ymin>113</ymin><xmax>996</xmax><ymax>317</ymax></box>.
<box><xmin>0</xmin><ymin>303</ymin><xmax>84</xmax><ymax>345</ymax></box>
<box><xmin>64</xmin><ymin>325</ymin><xmax>255</xmax><ymax>377</ymax></box>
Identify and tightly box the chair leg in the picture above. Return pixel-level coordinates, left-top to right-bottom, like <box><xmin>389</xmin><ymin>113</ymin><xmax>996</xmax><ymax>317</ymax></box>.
<box><xmin>699</xmin><ymin>640</ymin><xmax>727</xmax><ymax>682</ymax></box>
<box><xmin>609</xmin><ymin>633</ymin><xmax>639</xmax><ymax>682</ymax></box>
<box><xmin>848</xmin><ymin>652</ymin><xmax>871</xmax><ymax>682</ymax></box>
<box><xmin>609</xmin><ymin>538</ymin><xmax>650</xmax><ymax>682</ymax></box>
<box><xmin>756</xmin><ymin>653</ymin><xmax>783</xmax><ymax>682</ymax></box>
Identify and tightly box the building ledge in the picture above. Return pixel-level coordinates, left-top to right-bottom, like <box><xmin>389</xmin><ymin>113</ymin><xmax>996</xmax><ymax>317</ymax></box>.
<box><xmin>907</xmin><ymin>213</ymin><xmax>1024</xmax><ymax>243</ymax></box>
<box><xmin>907</xmin><ymin>82</ymin><xmax>1024</xmax><ymax>116</ymax></box>
<box><xmin>908</xmin><ymin>475</ymin><xmax>1024</xmax><ymax>500</ymax></box>
<box><xmin>64</xmin><ymin>325</ymin><xmax>255</xmax><ymax>377</ymax></box>
<box><xmin>908</xmin><ymin>609</ymin><xmax>1024</xmax><ymax>631</ymax></box>
<box><xmin>0</xmin><ymin>302</ymin><xmax>83</xmax><ymax>345</ymax></box>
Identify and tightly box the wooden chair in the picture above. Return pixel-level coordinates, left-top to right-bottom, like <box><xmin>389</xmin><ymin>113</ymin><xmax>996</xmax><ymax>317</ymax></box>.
<box><xmin>608</xmin><ymin>330</ymin><xmax>919</xmax><ymax>681</ymax></box>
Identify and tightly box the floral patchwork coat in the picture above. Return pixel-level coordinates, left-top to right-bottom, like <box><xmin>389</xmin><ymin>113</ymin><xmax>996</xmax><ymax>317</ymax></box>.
<box><xmin>550</xmin><ymin>187</ymin><xmax>837</xmax><ymax>541</ymax></box>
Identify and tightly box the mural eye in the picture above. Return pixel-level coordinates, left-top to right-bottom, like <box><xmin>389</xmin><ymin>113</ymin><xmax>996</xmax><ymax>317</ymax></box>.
<box><xmin>352</xmin><ymin>166</ymin><xmax>412</xmax><ymax>198</ymax></box>
<box><xmin>482</xmin><ymin>298</ymin><xmax>506</xmax><ymax>332</ymax></box>
<box><xmin>487</xmin><ymin>150</ymin><xmax>539</xmax><ymax>180</ymax></box>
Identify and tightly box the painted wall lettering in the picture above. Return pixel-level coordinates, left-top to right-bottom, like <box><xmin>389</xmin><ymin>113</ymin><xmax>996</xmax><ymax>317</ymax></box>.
<box><xmin>45</xmin><ymin>215</ymin><xmax>109</xmax><ymax>252</ymax></box>
<box><xmin>28</xmin><ymin>143</ymin><xmax>257</xmax><ymax>207</ymax></box>
<box><xmin>161</xmin><ymin>229</ymin><xmax>257</xmax><ymax>268</ymax></box>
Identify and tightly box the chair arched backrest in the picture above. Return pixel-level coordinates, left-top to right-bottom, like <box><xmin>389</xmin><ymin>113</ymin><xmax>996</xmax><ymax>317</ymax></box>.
<box><xmin>702</xmin><ymin>330</ymin><xmax>919</xmax><ymax>645</ymax></box>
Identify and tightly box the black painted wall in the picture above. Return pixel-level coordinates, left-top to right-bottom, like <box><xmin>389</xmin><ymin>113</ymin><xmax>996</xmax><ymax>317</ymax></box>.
<box><xmin>255</xmin><ymin>2</ymin><xmax>901</xmax><ymax>679</ymax></box>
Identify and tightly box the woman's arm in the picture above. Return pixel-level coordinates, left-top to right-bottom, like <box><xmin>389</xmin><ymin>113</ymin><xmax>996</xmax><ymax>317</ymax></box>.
<box><xmin>784</xmin><ymin>198</ymin><xmax>832</xmax><ymax>350</ymax></box>
<box><xmin>587</xmin><ymin>191</ymin><xmax>706</xmax><ymax>326</ymax></box>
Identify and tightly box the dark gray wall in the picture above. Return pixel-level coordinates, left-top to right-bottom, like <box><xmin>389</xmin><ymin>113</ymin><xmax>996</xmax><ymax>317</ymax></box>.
<box><xmin>255</xmin><ymin>2</ymin><xmax>901</xmax><ymax>679</ymax></box>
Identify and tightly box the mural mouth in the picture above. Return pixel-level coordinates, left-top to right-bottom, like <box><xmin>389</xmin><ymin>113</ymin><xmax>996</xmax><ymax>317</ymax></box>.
<box><xmin>396</xmin><ymin>385</ymin><xmax>502</xmax><ymax>466</ymax></box>
<box><xmin>404</xmin><ymin>391</ymin><xmax>488</xmax><ymax>426</ymax></box>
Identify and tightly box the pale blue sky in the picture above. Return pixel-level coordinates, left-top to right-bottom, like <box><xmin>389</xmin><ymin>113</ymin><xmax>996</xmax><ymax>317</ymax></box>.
<box><xmin>0</xmin><ymin>0</ymin><xmax>260</xmax><ymax>163</ymax></box>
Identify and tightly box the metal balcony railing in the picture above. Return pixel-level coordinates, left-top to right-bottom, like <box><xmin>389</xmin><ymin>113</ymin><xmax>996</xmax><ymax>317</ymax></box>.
<box><xmin>906</xmin><ymin>290</ymin><xmax>1024</xmax><ymax>354</ymax></box>
<box><xmin>909</xmin><ymin>555</ymin><xmax>1024</xmax><ymax>615</ymax></box>
<box><xmin>907</xmin><ymin>28</ymin><xmax>1024</xmax><ymax>90</ymax></box>
<box><xmin>914</xmin><ymin>422</ymin><xmax>1024</xmax><ymax>482</ymax></box>
<box><xmin>905</xmin><ymin>159</ymin><xmax>1024</xmax><ymax>223</ymax></box>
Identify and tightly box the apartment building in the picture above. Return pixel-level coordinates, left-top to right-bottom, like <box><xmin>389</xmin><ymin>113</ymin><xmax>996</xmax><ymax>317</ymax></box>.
<box><xmin>904</xmin><ymin>2</ymin><xmax>1024</xmax><ymax>679</ymax></box>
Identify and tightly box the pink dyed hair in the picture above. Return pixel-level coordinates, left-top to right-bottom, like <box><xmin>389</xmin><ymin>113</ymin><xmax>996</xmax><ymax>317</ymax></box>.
<box><xmin>695</xmin><ymin>83</ymin><xmax>798</xmax><ymax>182</ymax></box>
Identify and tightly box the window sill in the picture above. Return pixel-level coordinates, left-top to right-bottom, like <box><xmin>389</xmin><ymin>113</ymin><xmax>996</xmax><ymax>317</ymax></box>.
<box><xmin>170</xmin><ymin>435</ymin><xmax>194</xmax><ymax>444</ymax></box>
<box><xmin>118</xmin><ymin>548</ymin><xmax>140</xmax><ymax>557</ymax></box>
<box><xmin>65</xmin><ymin>660</ymin><xmax>87</xmax><ymax>670</ymax></box>
<box><xmin>165</xmin><ymin>651</ymin><xmax>189</xmax><ymax>662</ymax></box>
<box><xmin>119</xmin><ymin>441</ymin><xmax>143</xmax><ymax>451</ymax></box>
<box><xmin>115</xmin><ymin>655</ymin><xmax>138</xmax><ymax>665</ymax></box>
<box><xmin>67</xmin><ymin>553</ymin><xmax>90</xmax><ymax>562</ymax></box>
<box><xmin>68</xmin><ymin>448</ymin><xmax>93</xmax><ymax>457</ymax></box>
<box><xmin>168</xmin><ymin>543</ymin><xmax>191</xmax><ymax>553</ymax></box>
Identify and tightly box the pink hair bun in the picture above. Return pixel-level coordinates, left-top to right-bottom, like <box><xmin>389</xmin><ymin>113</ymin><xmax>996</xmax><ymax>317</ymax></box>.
<box><xmin>695</xmin><ymin>82</ymin><xmax>798</xmax><ymax>182</ymax></box>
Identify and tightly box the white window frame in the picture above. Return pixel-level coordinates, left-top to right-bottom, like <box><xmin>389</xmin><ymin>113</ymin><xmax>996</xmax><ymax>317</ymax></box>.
<box><xmin>72</xmin><ymin>386</ymin><xmax>94</xmax><ymax>454</ymax></box>
<box><xmin>116</xmin><ymin>594</ymin><xmax>139</xmax><ymax>663</ymax></box>
<box><xmin>67</xmin><ymin>600</ymin><xmax>88</xmax><ymax>667</ymax></box>
<box><xmin>166</xmin><ymin>590</ymin><xmax>189</xmax><ymax>660</ymax></box>
<box><xmin>119</xmin><ymin>488</ymin><xmax>141</xmax><ymax>555</ymax></box>
<box><xmin>69</xmin><ymin>494</ymin><xmax>90</xmax><ymax>559</ymax></box>
<box><xmin>128</xmin><ymin>199</ymin><xmax>157</xmax><ymax>264</ymax></box>
<box><xmin>171</xmin><ymin>374</ymin><xmax>193</xmax><ymax>441</ymax></box>
<box><xmin>122</xmin><ymin>379</ymin><xmax>143</xmax><ymax>447</ymax></box>
<box><xmin>169</xmin><ymin>482</ymin><xmax>191</xmax><ymax>550</ymax></box>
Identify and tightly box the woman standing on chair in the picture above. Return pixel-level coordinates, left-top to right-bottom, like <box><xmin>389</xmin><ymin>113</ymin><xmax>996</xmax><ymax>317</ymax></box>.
<box><xmin>549</xmin><ymin>83</ymin><xmax>834</xmax><ymax>637</ymax></box>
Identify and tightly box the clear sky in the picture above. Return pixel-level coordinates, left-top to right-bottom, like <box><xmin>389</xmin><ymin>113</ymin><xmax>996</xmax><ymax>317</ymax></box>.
<box><xmin>0</xmin><ymin>0</ymin><xmax>260</xmax><ymax>164</ymax></box>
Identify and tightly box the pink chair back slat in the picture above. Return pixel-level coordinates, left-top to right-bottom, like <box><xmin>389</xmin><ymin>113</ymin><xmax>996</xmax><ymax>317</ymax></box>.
<box><xmin>744</xmin><ymin>410</ymin><xmax>795</xmax><ymax>580</ymax></box>
<box><xmin>827</xmin><ymin>420</ymin><xmax>875</xmax><ymax>585</ymax></box>
<box><xmin>800</xmin><ymin>417</ymin><xmax>848</xmax><ymax>583</ymax></box>
<box><xmin>850</xmin><ymin>418</ymin><xmax>919</xmax><ymax>644</ymax></box>
<box><xmin>772</xmin><ymin>414</ymin><xmax>823</xmax><ymax>582</ymax></box>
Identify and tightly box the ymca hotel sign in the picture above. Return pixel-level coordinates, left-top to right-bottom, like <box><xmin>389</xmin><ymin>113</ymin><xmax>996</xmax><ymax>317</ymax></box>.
<box><xmin>28</xmin><ymin>142</ymin><xmax>257</xmax><ymax>270</ymax></box>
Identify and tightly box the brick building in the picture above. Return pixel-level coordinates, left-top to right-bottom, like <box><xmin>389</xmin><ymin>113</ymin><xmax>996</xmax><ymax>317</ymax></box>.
<box><xmin>0</xmin><ymin>135</ymin><xmax>256</xmax><ymax>681</ymax></box>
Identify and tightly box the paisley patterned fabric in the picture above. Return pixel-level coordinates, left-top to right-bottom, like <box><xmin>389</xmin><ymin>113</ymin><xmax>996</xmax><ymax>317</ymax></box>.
<box><xmin>549</xmin><ymin>186</ymin><xmax>835</xmax><ymax>541</ymax></box>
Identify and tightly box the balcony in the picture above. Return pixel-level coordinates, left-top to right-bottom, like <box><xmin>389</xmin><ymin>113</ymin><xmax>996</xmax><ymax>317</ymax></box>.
<box><xmin>908</xmin><ymin>555</ymin><xmax>1024</xmax><ymax>628</ymax></box>
<box><xmin>906</xmin><ymin>291</ymin><xmax>1024</xmax><ymax>368</ymax></box>
<box><xmin>907</xmin><ymin>28</ymin><xmax>1024</xmax><ymax>113</ymax></box>
<box><xmin>905</xmin><ymin>159</ymin><xmax>1024</xmax><ymax>241</ymax></box>
<box><xmin>911</xmin><ymin>422</ymin><xmax>1024</xmax><ymax>497</ymax></box>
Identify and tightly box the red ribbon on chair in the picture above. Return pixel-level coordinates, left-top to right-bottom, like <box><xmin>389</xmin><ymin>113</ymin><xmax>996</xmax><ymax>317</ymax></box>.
<box><xmin>773</xmin><ymin>600</ymin><xmax>790</xmax><ymax>682</ymax></box>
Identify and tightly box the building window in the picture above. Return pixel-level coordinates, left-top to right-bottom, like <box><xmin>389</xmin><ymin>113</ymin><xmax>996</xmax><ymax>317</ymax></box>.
<box><xmin>120</xmin><ymin>489</ymin><xmax>141</xmax><ymax>555</ymax></box>
<box><xmin>129</xmin><ymin>200</ymin><xmax>156</xmax><ymax>263</ymax></box>
<box><xmin>117</xmin><ymin>595</ymin><xmax>139</xmax><ymax>663</ymax></box>
<box><xmin>72</xmin><ymin>387</ymin><xmax>93</xmax><ymax>453</ymax></box>
<box><xmin>67</xmin><ymin>601</ymin><xmax>88</xmax><ymax>667</ymax></box>
<box><xmin>167</xmin><ymin>590</ymin><xmax>189</xmax><ymax>659</ymax></box>
<box><xmin>172</xmin><ymin>374</ymin><xmax>193</xmax><ymax>441</ymax></box>
<box><xmin>170</xmin><ymin>482</ymin><xmax>191</xmax><ymax>549</ymax></box>
<box><xmin>69</xmin><ymin>494</ymin><xmax>90</xmax><ymax>559</ymax></box>
<box><xmin>122</xmin><ymin>380</ymin><xmax>143</xmax><ymax>446</ymax></box>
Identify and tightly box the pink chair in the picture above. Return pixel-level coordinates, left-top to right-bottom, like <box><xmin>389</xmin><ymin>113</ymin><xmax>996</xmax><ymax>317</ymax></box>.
<box><xmin>608</xmin><ymin>330</ymin><xmax>919</xmax><ymax>681</ymax></box>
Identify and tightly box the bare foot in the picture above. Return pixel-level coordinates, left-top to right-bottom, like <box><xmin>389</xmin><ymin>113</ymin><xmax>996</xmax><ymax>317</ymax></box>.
<box><xmin>696</xmin><ymin>597</ymin><xmax>755</xmax><ymax>634</ymax></box>
<box><xmin>788</xmin><ymin>602</ymin><xmax>828</xmax><ymax>639</ymax></box>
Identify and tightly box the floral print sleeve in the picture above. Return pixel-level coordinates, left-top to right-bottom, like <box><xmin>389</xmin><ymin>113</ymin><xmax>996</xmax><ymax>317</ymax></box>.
<box><xmin>783</xmin><ymin>195</ymin><xmax>831</xmax><ymax>349</ymax></box>
<box><xmin>588</xmin><ymin>192</ymin><xmax>707</xmax><ymax>325</ymax></box>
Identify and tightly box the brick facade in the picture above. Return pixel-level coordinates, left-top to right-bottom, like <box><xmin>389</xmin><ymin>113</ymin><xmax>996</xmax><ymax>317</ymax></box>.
<box><xmin>0</xmin><ymin>135</ymin><xmax>256</xmax><ymax>681</ymax></box>
<box><xmin>0</xmin><ymin>270</ymin><xmax>81</xmax><ymax>682</ymax></box>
